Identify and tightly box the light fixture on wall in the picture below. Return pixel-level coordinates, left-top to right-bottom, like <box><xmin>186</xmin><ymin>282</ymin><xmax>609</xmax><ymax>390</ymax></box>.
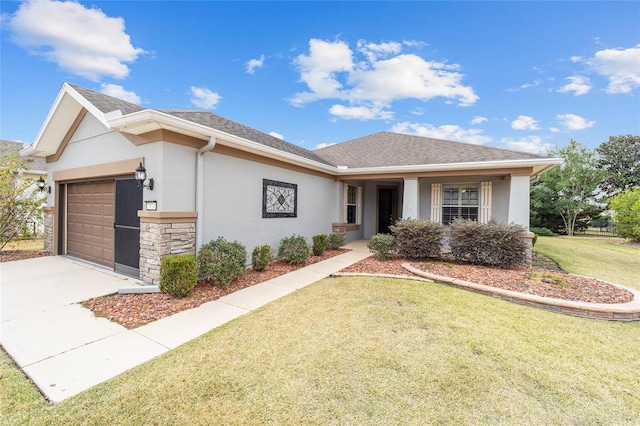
<box><xmin>36</xmin><ymin>176</ymin><xmax>47</xmax><ymax>192</ymax></box>
<box><xmin>135</xmin><ymin>162</ymin><xmax>154</xmax><ymax>191</ymax></box>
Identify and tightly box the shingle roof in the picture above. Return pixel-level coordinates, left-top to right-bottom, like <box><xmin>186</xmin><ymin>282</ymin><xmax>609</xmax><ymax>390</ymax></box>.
<box><xmin>0</xmin><ymin>140</ymin><xmax>47</xmax><ymax>171</ymax></box>
<box><xmin>158</xmin><ymin>110</ymin><xmax>332</xmax><ymax>165</ymax></box>
<box><xmin>69</xmin><ymin>84</ymin><xmax>146</xmax><ymax>116</ymax></box>
<box><xmin>313</xmin><ymin>131</ymin><xmax>547</xmax><ymax>168</ymax></box>
<box><xmin>68</xmin><ymin>84</ymin><xmax>331</xmax><ymax>166</ymax></box>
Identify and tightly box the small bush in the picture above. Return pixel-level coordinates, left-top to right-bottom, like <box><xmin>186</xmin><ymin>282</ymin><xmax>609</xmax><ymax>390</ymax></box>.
<box><xmin>278</xmin><ymin>235</ymin><xmax>310</xmax><ymax>264</ymax></box>
<box><xmin>327</xmin><ymin>232</ymin><xmax>346</xmax><ymax>249</ymax></box>
<box><xmin>532</xmin><ymin>233</ymin><xmax>538</xmax><ymax>247</ymax></box>
<box><xmin>368</xmin><ymin>233</ymin><xmax>397</xmax><ymax>260</ymax></box>
<box><xmin>530</xmin><ymin>227</ymin><xmax>556</xmax><ymax>236</ymax></box>
<box><xmin>197</xmin><ymin>237</ymin><xmax>247</xmax><ymax>287</ymax></box>
<box><xmin>312</xmin><ymin>234</ymin><xmax>329</xmax><ymax>256</ymax></box>
<box><xmin>390</xmin><ymin>218</ymin><xmax>443</xmax><ymax>259</ymax></box>
<box><xmin>449</xmin><ymin>219</ymin><xmax>527</xmax><ymax>268</ymax></box>
<box><xmin>252</xmin><ymin>244</ymin><xmax>274</xmax><ymax>272</ymax></box>
<box><xmin>159</xmin><ymin>254</ymin><xmax>198</xmax><ymax>298</ymax></box>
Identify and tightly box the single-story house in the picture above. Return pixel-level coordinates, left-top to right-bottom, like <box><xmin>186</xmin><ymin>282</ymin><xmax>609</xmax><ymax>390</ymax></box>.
<box><xmin>21</xmin><ymin>83</ymin><xmax>562</xmax><ymax>284</ymax></box>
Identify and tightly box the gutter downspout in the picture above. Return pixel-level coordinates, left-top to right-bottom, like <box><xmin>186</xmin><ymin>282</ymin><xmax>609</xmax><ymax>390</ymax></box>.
<box><xmin>196</xmin><ymin>136</ymin><xmax>217</xmax><ymax>249</ymax></box>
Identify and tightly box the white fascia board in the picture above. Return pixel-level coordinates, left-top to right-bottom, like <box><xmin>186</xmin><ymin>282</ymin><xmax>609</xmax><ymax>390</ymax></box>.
<box><xmin>108</xmin><ymin>110</ymin><xmax>337</xmax><ymax>175</ymax></box>
<box><xmin>335</xmin><ymin>157</ymin><xmax>564</xmax><ymax>176</ymax></box>
<box><xmin>25</xmin><ymin>83</ymin><xmax>110</xmax><ymax>157</ymax></box>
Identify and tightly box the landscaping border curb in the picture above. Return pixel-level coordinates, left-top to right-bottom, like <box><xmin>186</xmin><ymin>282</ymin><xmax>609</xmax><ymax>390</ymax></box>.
<box><xmin>401</xmin><ymin>263</ymin><xmax>640</xmax><ymax>321</ymax></box>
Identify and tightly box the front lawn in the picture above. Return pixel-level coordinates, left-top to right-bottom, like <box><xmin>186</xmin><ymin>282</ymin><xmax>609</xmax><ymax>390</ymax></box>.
<box><xmin>534</xmin><ymin>236</ymin><xmax>640</xmax><ymax>290</ymax></box>
<box><xmin>2</xmin><ymin>237</ymin><xmax>639</xmax><ymax>424</ymax></box>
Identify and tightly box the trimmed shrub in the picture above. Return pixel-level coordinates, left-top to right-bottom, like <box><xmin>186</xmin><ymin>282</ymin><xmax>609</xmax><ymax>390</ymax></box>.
<box><xmin>449</xmin><ymin>219</ymin><xmax>527</xmax><ymax>268</ymax></box>
<box><xmin>327</xmin><ymin>232</ymin><xmax>346</xmax><ymax>249</ymax></box>
<box><xmin>389</xmin><ymin>218</ymin><xmax>443</xmax><ymax>259</ymax></box>
<box><xmin>252</xmin><ymin>244</ymin><xmax>274</xmax><ymax>272</ymax></box>
<box><xmin>530</xmin><ymin>227</ymin><xmax>556</xmax><ymax>236</ymax></box>
<box><xmin>197</xmin><ymin>237</ymin><xmax>247</xmax><ymax>287</ymax></box>
<box><xmin>159</xmin><ymin>254</ymin><xmax>198</xmax><ymax>298</ymax></box>
<box><xmin>312</xmin><ymin>234</ymin><xmax>329</xmax><ymax>256</ymax></box>
<box><xmin>278</xmin><ymin>234</ymin><xmax>310</xmax><ymax>264</ymax></box>
<box><xmin>368</xmin><ymin>233</ymin><xmax>397</xmax><ymax>260</ymax></box>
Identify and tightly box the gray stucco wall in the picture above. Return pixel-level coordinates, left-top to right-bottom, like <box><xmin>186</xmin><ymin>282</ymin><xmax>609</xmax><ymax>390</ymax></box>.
<box><xmin>201</xmin><ymin>152</ymin><xmax>337</xmax><ymax>256</ymax></box>
<box><xmin>45</xmin><ymin>114</ymin><xmax>198</xmax><ymax>213</ymax></box>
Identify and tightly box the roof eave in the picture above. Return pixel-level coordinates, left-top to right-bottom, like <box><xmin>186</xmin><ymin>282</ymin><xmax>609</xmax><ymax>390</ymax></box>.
<box><xmin>335</xmin><ymin>157</ymin><xmax>564</xmax><ymax>176</ymax></box>
<box><xmin>108</xmin><ymin>110</ymin><xmax>337</xmax><ymax>175</ymax></box>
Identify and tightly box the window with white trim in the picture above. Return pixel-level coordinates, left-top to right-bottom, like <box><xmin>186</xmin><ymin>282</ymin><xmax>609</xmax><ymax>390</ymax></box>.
<box><xmin>344</xmin><ymin>184</ymin><xmax>362</xmax><ymax>225</ymax></box>
<box><xmin>441</xmin><ymin>184</ymin><xmax>479</xmax><ymax>225</ymax></box>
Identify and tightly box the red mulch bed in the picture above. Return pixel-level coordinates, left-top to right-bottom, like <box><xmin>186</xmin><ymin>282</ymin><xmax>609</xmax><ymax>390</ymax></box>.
<box><xmin>340</xmin><ymin>254</ymin><xmax>634</xmax><ymax>305</ymax></box>
<box><xmin>0</xmin><ymin>250</ymin><xmax>51</xmax><ymax>262</ymax></box>
<box><xmin>82</xmin><ymin>249</ymin><xmax>350</xmax><ymax>329</ymax></box>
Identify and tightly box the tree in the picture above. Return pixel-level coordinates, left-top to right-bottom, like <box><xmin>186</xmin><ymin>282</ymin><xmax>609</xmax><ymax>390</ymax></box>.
<box><xmin>531</xmin><ymin>140</ymin><xmax>605</xmax><ymax>236</ymax></box>
<box><xmin>596</xmin><ymin>135</ymin><xmax>640</xmax><ymax>197</ymax></box>
<box><xmin>609</xmin><ymin>187</ymin><xmax>640</xmax><ymax>242</ymax></box>
<box><xmin>0</xmin><ymin>152</ymin><xmax>46</xmax><ymax>250</ymax></box>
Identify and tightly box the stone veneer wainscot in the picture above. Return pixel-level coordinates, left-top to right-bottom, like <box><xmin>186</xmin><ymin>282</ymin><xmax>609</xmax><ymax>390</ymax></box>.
<box><xmin>138</xmin><ymin>211</ymin><xmax>197</xmax><ymax>285</ymax></box>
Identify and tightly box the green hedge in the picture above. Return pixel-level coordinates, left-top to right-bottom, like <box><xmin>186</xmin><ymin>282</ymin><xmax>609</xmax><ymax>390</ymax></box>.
<box><xmin>278</xmin><ymin>235</ymin><xmax>310</xmax><ymax>264</ymax></box>
<box><xmin>390</xmin><ymin>218</ymin><xmax>443</xmax><ymax>259</ymax></box>
<box><xmin>197</xmin><ymin>237</ymin><xmax>247</xmax><ymax>287</ymax></box>
<box><xmin>449</xmin><ymin>219</ymin><xmax>527</xmax><ymax>268</ymax></box>
<box><xmin>159</xmin><ymin>254</ymin><xmax>198</xmax><ymax>298</ymax></box>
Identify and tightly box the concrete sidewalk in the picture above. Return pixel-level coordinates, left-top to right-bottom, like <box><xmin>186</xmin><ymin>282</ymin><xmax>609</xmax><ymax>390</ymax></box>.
<box><xmin>0</xmin><ymin>241</ymin><xmax>371</xmax><ymax>403</ymax></box>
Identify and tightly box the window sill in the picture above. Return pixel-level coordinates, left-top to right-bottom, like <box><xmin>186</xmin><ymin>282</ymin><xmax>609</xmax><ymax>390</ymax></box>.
<box><xmin>346</xmin><ymin>224</ymin><xmax>360</xmax><ymax>231</ymax></box>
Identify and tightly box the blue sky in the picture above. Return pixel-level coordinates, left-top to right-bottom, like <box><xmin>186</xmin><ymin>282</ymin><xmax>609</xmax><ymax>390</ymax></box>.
<box><xmin>1</xmin><ymin>1</ymin><xmax>639</xmax><ymax>154</ymax></box>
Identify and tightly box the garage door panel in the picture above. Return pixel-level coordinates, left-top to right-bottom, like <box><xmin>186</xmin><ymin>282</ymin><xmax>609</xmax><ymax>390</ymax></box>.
<box><xmin>67</xmin><ymin>181</ymin><xmax>115</xmax><ymax>267</ymax></box>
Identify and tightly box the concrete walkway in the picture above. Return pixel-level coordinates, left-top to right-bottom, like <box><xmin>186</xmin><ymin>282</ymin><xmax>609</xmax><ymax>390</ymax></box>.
<box><xmin>0</xmin><ymin>241</ymin><xmax>372</xmax><ymax>403</ymax></box>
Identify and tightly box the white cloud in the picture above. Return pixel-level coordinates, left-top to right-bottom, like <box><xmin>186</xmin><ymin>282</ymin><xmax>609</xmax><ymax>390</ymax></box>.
<box><xmin>520</xmin><ymin>79</ymin><xmax>543</xmax><ymax>89</ymax></box>
<box><xmin>570</xmin><ymin>56</ymin><xmax>582</xmax><ymax>63</ymax></box>
<box><xmin>500</xmin><ymin>136</ymin><xmax>551</xmax><ymax>155</ymax></box>
<box><xmin>550</xmin><ymin>127</ymin><xmax>560</xmax><ymax>133</ymax></box>
<box><xmin>315</xmin><ymin>141</ymin><xmax>335</xmax><ymax>149</ymax></box>
<box><xmin>556</xmin><ymin>113</ymin><xmax>595</xmax><ymax>130</ymax></box>
<box><xmin>470</xmin><ymin>116</ymin><xmax>488</xmax><ymax>125</ymax></box>
<box><xmin>511</xmin><ymin>115</ymin><xmax>540</xmax><ymax>130</ymax></box>
<box><xmin>290</xmin><ymin>38</ymin><xmax>354</xmax><ymax>105</ymax></box>
<box><xmin>7</xmin><ymin>0</ymin><xmax>144</xmax><ymax>81</ymax></box>
<box><xmin>269</xmin><ymin>131</ymin><xmax>283</xmax><ymax>140</ymax></box>
<box><xmin>100</xmin><ymin>84</ymin><xmax>141</xmax><ymax>104</ymax></box>
<box><xmin>290</xmin><ymin>38</ymin><xmax>478</xmax><ymax>116</ymax></box>
<box><xmin>357</xmin><ymin>39</ymin><xmax>402</xmax><ymax>63</ymax></box>
<box><xmin>558</xmin><ymin>75</ymin><xmax>592</xmax><ymax>96</ymax></box>
<box><xmin>329</xmin><ymin>104</ymin><xmax>393</xmax><ymax>120</ymax></box>
<box><xmin>588</xmin><ymin>44</ymin><xmax>640</xmax><ymax>94</ymax></box>
<box><xmin>246</xmin><ymin>54</ymin><xmax>265</xmax><ymax>74</ymax></box>
<box><xmin>190</xmin><ymin>86</ymin><xmax>222</xmax><ymax>109</ymax></box>
<box><xmin>391</xmin><ymin>122</ymin><xmax>492</xmax><ymax>145</ymax></box>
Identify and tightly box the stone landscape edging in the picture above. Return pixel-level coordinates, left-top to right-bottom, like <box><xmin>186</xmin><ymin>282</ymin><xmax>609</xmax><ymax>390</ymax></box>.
<box><xmin>400</xmin><ymin>263</ymin><xmax>640</xmax><ymax>321</ymax></box>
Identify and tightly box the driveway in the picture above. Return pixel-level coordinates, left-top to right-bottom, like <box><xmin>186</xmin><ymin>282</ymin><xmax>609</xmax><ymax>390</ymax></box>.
<box><xmin>1</xmin><ymin>243</ymin><xmax>373</xmax><ymax>403</ymax></box>
<box><xmin>0</xmin><ymin>256</ymin><xmax>168</xmax><ymax>403</ymax></box>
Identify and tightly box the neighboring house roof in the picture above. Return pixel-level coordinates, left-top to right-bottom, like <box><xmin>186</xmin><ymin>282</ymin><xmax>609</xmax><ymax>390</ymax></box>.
<box><xmin>0</xmin><ymin>139</ymin><xmax>46</xmax><ymax>172</ymax></box>
<box><xmin>313</xmin><ymin>132</ymin><xmax>548</xmax><ymax>168</ymax></box>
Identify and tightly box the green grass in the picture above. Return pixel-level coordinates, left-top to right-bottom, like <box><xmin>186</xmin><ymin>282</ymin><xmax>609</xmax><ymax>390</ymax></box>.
<box><xmin>2</xmin><ymin>238</ymin><xmax>639</xmax><ymax>424</ymax></box>
<box><xmin>534</xmin><ymin>236</ymin><xmax>640</xmax><ymax>290</ymax></box>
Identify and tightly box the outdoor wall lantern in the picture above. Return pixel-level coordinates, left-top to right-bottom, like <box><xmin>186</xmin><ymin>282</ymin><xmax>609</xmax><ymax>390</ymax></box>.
<box><xmin>135</xmin><ymin>162</ymin><xmax>154</xmax><ymax>191</ymax></box>
<box><xmin>36</xmin><ymin>176</ymin><xmax>47</xmax><ymax>192</ymax></box>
